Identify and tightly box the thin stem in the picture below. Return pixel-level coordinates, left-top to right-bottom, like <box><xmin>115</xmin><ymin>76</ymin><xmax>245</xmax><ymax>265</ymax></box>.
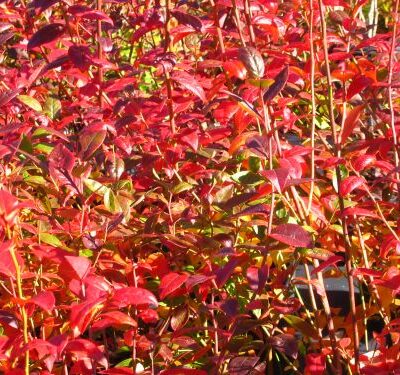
<box><xmin>231</xmin><ymin>0</ymin><xmax>247</xmax><ymax>46</ymax></box>
<box><xmin>243</xmin><ymin>0</ymin><xmax>256</xmax><ymax>45</ymax></box>
<box><xmin>164</xmin><ymin>0</ymin><xmax>176</xmax><ymax>134</ymax></box>
<box><xmin>97</xmin><ymin>0</ymin><xmax>104</xmax><ymax>108</ymax></box>
<box><xmin>307</xmin><ymin>0</ymin><xmax>316</xmax><ymax>215</ymax></box>
<box><xmin>209</xmin><ymin>0</ymin><xmax>226</xmax><ymax>55</ymax></box>
<box><xmin>317</xmin><ymin>0</ymin><xmax>359</xmax><ymax>370</ymax></box>
<box><xmin>7</xmin><ymin>230</ymin><xmax>29</xmax><ymax>375</ymax></box>
<box><xmin>388</xmin><ymin>0</ymin><xmax>400</xmax><ymax>231</ymax></box>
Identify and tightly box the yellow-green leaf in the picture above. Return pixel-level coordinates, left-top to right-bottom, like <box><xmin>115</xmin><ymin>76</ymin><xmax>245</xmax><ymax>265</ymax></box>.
<box><xmin>39</xmin><ymin>233</ymin><xmax>63</xmax><ymax>247</ymax></box>
<box><xmin>17</xmin><ymin>95</ymin><xmax>42</xmax><ymax>112</ymax></box>
<box><xmin>84</xmin><ymin>178</ymin><xmax>108</xmax><ymax>196</ymax></box>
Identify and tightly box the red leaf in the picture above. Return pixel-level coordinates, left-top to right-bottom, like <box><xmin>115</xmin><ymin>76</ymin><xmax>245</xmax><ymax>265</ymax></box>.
<box><xmin>270</xmin><ymin>224</ymin><xmax>313</xmax><ymax>248</ymax></box>
<box><xmin>346</xmin><ymin>75</ymin><xmax>373</xmax><ymax>100</ymax></box>
<box><xmin>179</xmin><ymin>129</ymin><xmax>198</xmax><ymax>151</ymax></box>
<box><xmin>223</xmin><ymin>61</ymin><xmax>247</xmax><ymax>80</ymax></box>
<box><xmin>92</xmin><ymin>311</ymin><xmax>137</xmax><ymax>330</ymax></box>
<box><xmin>185</xmin><ymin>274</ymin><xmax>214</xmax><ymax>290</ymax></box>
<box><xmin>246</xmin><ymin>135</ymin><xmax>276</xmax><ymax>159</ymax></box>
<box><xmin>22</xmin><ymin>339</ymin><xmax>57</xmax><ymax>371</ymax></box>
<box><xmin>32</xmin><ymin>0</ymin><xmax>60</xmax><ymax>15</ymax></box>
<box><xmin>352</xmin><ymin>268</ymin><xmax>383</xmax><ymax>278</ymax></box>
<box><xmin>222</xmin><ymin>192</ymin><xmax>256</xmax><ymax>210</ymax></box>
<box><xmin>272</xmin><ymin>298</ymin><xmax>301</xmax><ymax>314</ymax></box>
<box><xmin>340</xmin><ymin>105</ymin><xmax>364</xmax><ymax>144</ymax></box>
<box><xmin>261</xmin><ymin>168</ymin><xmax>291</xmax><ymax>192</ymax></box>
<box><xmin>305</xmin><ymin>353</ymin><xmax>326</xmax><ymax>375</ymax></box>
<box><xmin>340</xmin><ymin>207</ymin><xmax>379</xmax><ymax>219</ymax></box>
<box><xmin>48</xmin><ymin>144</ymin><xmax>81</xmax><ymax>194</ymax></box>
<box><xmin>311</xmin><ymin>255</ymin><xmax>343</xmax><ymax>274</ymax></box>
<box><xmin>160</xmin><ymin>370</ymin><xmax>207</xmax><ymax>375</ymax></box>
<box><xmin>62</xmin><ymin>255</ymin><xmax>91</xmax><ymax>280</ymax></box>
<box><xmin>0</xmin><ymin>32</ymin><xmax>13</xmax><ymax>46</ymax></box>
<box><xmin>263</xmin><ymin>66</ymin><xmax>289</xmax><ymax>102</ymax></box>
<box><xmin>246</xmin><ymin>265</ymin><xmax>269</xmax><ymax>292</ymax></box>
<box><xmin>111</xmin><ymin>287</ymin><xmax>158</xmax><ymax>309</ymax></box>
<box><xmin>68</xmin><ymin>45</ymin><xmax>93</xmax><ymax>71</ymax></box>
<box><xmin>159</xmin><ymin>272</ymin><xmax>188</xmax><ymax>300</ymax></box>
<box><xmin>171</xmin><ymin>10</ymin><xmax>203</xmax><ymax>32</ymax></box>
<box><xmin>70</xmin><ymin>298</ymin><xmax>106</xmax><ymax>337</ymax></box>
<box><xmin>228</xmin><ymin>356</ymin><xmax>260</xmax><ymax>375</ymax></box>
<box><xmin>0</xmin><ymin>190</ymin><xmax>28</xmax><ymax>228</ymax></box>
<box><xmin>82</xmin><ymin>10</ymin><xmax>114</xmax><ymax>25</ymax></box>
<box><xmin>30</xmin><ymin>291</ymin><xmax>56</xmax><ymax>312</ymax></box>
<box><xmin>101</xmin><ymin>369</ymin><xmax>133</xmax><ymax>375</ymax></box>
<box><xmin>352</xmin><ymin>154</ymin><xmax>376</xmax><ymax>171</ymax></box>
<box><xmin>138</xmin><ymin>308</ymin><xmax>159</xmax><ymax>324</ymax></box>
<box><xmin>268</xmin><ymin>334</ymin><xmax>298</xmax><ymax>358</ymax></box>
<box><xmin>27</xmin><ymin>23</ymin><xmax>65</xmax><ymax>50</ymax></box>
<box><xmin>68</xmin><ymin>5</ymin><xmax>114</xmax><ymax>25</ymax></box>
<box><xmin>0</xmin><ymin>241</ymin><xmax>24</xmax><ymax>279</ymax></box>
<box><xmin>231</xmin><ymin>204</ymin><xmax>270</xmax><ymax>218</ymax></box>
<box><xmin>101</xmin><ymin>370</ymin><xmax>134</xmax><ymax>375</ymax></box>
<box><xmin>379</xmin><ymin>236</ymin><xmax>398</xmax><ymax>258</ymax></box>
<box><xmin>79</xmin><ymin>125</ymin><xmax>107</xmax><ymax>160</ymax></box>
<box><xmin>215</xmin><ymin>253</ymin><xmax>248</xmax><ymax>288</ymax></box>
<box><xmin>172</xmin><ymin>71</ymin><xmax>206</xmax><ymax>102</ymax></box>
<box><xmin>64</xmin><ymin>339</ymin><xmax>107</xmax><ymax>367</ymax></box>
<box><xmin>0</xmin><ymin>89</ymin><xmax>20</xmax><ymax>108</ymax></box>
<box><xmin>339</xmin><ymin>176</ymin><xmax>365</xmax><ymax>196</ymax></box>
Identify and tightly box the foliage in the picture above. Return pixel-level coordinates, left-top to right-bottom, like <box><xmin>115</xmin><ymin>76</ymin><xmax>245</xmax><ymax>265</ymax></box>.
<box><xmin>0</xmin><ymin>0</ymin><xmax>400</xmax><ymax>374</ymax></box>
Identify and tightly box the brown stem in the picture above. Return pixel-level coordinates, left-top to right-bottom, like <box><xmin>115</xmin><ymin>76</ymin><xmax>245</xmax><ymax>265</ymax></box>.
<box><xmin>317</xmin><ymin>0</ymin><xmax>359</xmax><ymax>371</ymax></box>
<box><xmin>388</xmin><ymin>0</ymin><xmax>400</xmax><ymax>230</ymax></box>
<box><xmin>97</xmin><ymin>0</ymin><xmax>104</xmax><ymax>108</ymax></box>
<box><xmin>6</xmin><ymin>226</ymin><xmax>29</xmax><ymax>375</ymax></box>
<box><xmin>164</xmin><ymin>70</ymin><xmax>176</xmax><ymax>134</ymax></box>
<box><xmin>164</xmin><ymin>0</ymin><xmax>176</xmax><ymax>134</ymax></box>
<box><xmin>231</xmin><ymin>0</ymin><xmax>247</xmax><ymax>46</ymax></box>
<box><xmin>209</xmin><ymin>0</ymin><xmax>226</xmax><ymax>55</ymax></box>
<box><xmin>307</xmin><ymin>0</ymin><xmax>316</xmax><ymax>215</ymax></box>
<box><xmin>132</xmin><ymin>264</ymin><xmax>138</xmax><ymax>375</ymax></box>
<box><xmin>243</xmin><ymin>0</ymin><xmax>256</xmax><ymax>45</ymax></box>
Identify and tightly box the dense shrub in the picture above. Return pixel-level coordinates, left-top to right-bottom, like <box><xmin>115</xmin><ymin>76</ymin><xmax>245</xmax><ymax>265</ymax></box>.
<box><xmin>0</xmin><ymin>0</ymin><xmax>400</xmax><ymax>373</ymax></box>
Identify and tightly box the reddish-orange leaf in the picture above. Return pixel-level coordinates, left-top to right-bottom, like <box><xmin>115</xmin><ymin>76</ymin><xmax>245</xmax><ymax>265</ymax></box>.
<box><xmin>159</xmin><ymin>273</ymin><xmax>188</xmax><ymax>300</ymax></box>
<box><xmin>339</xmin><ymin>176</ymin><xmax>365</xmax><ymax>196</ymax></box>
<box><xmin>340</xmin><ymin>105</ymin><xmax>364</xmax><ymax>145</ymax></box>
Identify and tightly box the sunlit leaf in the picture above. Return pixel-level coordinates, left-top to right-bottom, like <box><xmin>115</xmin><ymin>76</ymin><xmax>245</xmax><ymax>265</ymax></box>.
<box><xmin>17</xmin><ymin>95</ymin><xmax>42</xmax><ymax>112</ymax></box>
<box><xmin>270</xmin><ymin>224</ymin><xmax>313</xmax><ymax>248</ymax></box>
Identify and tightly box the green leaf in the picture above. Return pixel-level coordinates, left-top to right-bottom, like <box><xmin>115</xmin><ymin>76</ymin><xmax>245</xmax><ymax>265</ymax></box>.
<box><xmin>39</xmin><ymin>233</ymin><xmax>63</xmax><ymax>247</ymax></box>
<box><xmin>247</xmin><ymin>78</ymin><xmax>274</xmax><ymax>89</ymax></box>
<box><xmin>231</xmin><ymin>171</ymin><xmax>264</xmax><ymax>185</ymax></box>
<box><xmin>115</xmin><ymin>358</ymin><xmax>132</xmax><ymax>367</ymax></box>
<box><xmin>44</xmin><ymin>97</ymin><xmax>61</xmax><ymax>120</ymax></box>
<box><xmin>248</xmin><ymin>156</ymin><xmax>261</xmax><ymax>173</ymax></box>
<box><xmin>20</xmin><ymin>135</ymin><xmax>33</xmax><ymax>154</ymax></box>
<box><xmin>172</xmin><ymin>181</ymin><xmax>193</xmax><ymax>194</ymax></box>
<box><xmin>84</xmin><ymin>178</ymin><xmax>108</xmax><ymax>196</ymax></box>
<box><xmin>283</xmin><ymin>315</ymin><xmax>319</xmax><ymax>339</ymax></box>
<box><xmin>80</xmin><ymin>249</ymin><xmax>93</xmax><ymax>257</ymax></box>
<box><xmin>104</xmin><ymin>188</ymin><xmax>121</xmax><ymax>213</ymax></box>
<box><xmin>34</xmin><ymin>143</ymin><xmax>54</xmax><ymax>154</ymax></box>
<box><xmin>24</xmin><ymin>175</ymin><xmax>47</xmax><ymax>186</ymax></box>
<box><xmin>17</xmin><ymin>95</ymin><xmax>42</xmax><ymax>112</ymax></box>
